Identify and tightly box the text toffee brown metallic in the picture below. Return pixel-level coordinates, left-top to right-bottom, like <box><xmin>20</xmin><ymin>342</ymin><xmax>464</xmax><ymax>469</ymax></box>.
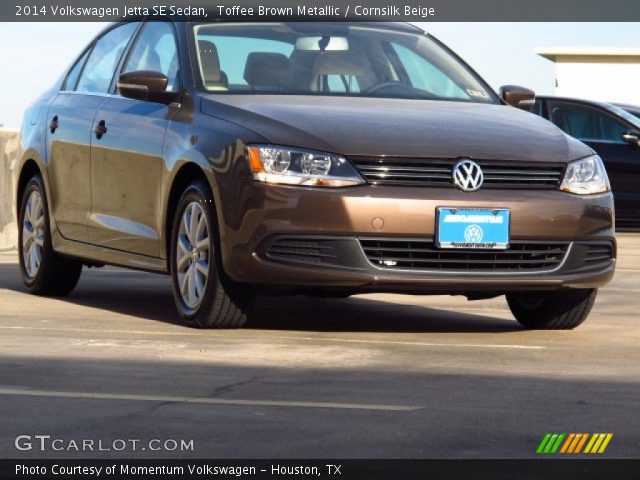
<box><xmin>18</xmin><ymin>21</ymin><xmax>615</xmax><ymax>329</ymax></box>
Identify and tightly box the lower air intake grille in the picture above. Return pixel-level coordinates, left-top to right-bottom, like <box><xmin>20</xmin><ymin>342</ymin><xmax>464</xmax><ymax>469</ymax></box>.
<box><xmin>359</xmin><ymin>239</ymin><xmax>569</xmax><ymax>272</ymax></box>
<box><xmin>264</xmin><ymin>238</ymin><xmax>336</xmax><ymax>265</ymax></box>
<box><xmin>583</xmin><ymin>243</ymin><xmax>614</xmax><ymax>267</ymax></box>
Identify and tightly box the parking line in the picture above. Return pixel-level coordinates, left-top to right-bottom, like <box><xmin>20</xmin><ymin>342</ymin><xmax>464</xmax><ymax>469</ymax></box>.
<box><xmin>266</xmin><ymin>336</ymin><xmax>546</xmax><ymax>350</ymax></box>
<box><xmin>0</xmin><ymin>325</ymin><xmax>545</xmax><ymax>349</ymax></box>
<box><xmin>0</xmin><ymin>388</ymin><xmax>422</xmax><ymax>412</ymax></box>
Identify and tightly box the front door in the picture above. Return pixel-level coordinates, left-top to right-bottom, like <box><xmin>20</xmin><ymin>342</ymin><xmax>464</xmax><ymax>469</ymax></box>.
<box><xmin>88</xmin><ymin>21</ymin><xmax>181</xmax><ymax>256</ymax></box>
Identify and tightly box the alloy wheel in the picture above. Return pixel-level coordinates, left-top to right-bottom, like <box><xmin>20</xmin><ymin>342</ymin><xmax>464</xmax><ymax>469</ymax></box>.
<box><xmin>176</xmin><ymin>201</ymin><xmax>210</xmax><ymax>310</ymax></box>
<box><xmin>22</xmin><ymin>190</ymin><xmax>45</xmax><ymax>278</ymax></box>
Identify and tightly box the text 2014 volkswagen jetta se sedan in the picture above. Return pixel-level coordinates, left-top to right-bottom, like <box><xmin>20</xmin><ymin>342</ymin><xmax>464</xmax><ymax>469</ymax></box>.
<box><xmin>18</xmin><ymin>21</ymin><xmax>615</xmax><ymax>329</ymax></box>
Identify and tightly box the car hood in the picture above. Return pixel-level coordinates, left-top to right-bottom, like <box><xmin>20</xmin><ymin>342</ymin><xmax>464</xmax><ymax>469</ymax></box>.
<box><xmin>201</xmin><ymin>95</ymin><xmax>592</xmax><ymax>162</ymax></box>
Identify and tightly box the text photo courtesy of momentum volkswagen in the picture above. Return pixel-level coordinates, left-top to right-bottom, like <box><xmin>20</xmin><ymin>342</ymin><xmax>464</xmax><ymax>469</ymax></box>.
<box><xmin>18</xmin><ymin>20</ymin><xmax>616</xmax><ymax>330</ymax></box>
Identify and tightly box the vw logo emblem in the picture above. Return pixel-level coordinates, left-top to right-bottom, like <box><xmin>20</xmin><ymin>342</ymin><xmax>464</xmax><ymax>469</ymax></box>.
<box><xmin>464</xmin><ymin>225</ymin><xmax>484</xmax><ymax>243</ymax></box>
<box><xmin>453</xmin><ymin>159</ymin><xmax>484</xmax><ymax>192</ymax></box>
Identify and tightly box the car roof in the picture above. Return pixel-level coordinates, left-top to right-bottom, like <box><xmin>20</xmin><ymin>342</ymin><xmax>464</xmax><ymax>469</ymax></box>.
<box><xmin>614</xmin><ymin>102</ymin><xmax>640</xmax><ymax>113</ymax></box>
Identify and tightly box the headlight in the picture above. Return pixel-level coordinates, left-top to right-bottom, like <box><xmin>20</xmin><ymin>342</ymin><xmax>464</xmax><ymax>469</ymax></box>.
<box><xmin>560</xmin><ymin>155</ymin><xmax>610</xmax><ymax>195</ymax></box>
<box><xmin>247</xmin><ymin>145</ymin><xmax>364</xmax><ymax>187</ymax></box>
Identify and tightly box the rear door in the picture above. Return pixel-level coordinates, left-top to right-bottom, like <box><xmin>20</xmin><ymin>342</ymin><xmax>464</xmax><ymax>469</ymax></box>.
<box><xmin>547</xmin><ymin>100</ymin><xmax>640</xmax><ymax>228</ymax></box>
<box><xmin>88</xmin><ymin>21</ymin><xmax>180</xmax><ymax>256</ymax></box>
<box><xmin>45</xmin><ymin>23</ymin><xmax>138</xmax><ymax>243</ymax></box>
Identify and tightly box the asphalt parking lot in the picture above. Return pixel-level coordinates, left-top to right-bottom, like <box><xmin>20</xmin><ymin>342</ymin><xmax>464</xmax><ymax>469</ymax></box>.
<box><xmin>0</xmin><ymin>234</ymin><xmax>639</xmax><ymax>459</ymax></box>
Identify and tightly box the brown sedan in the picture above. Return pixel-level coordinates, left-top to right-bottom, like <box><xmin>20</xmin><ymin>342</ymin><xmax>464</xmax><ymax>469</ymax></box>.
<box><xmin>17</xmin><ymin>21</ymin><xmax>615</xmax><ymax>329</ymax></box>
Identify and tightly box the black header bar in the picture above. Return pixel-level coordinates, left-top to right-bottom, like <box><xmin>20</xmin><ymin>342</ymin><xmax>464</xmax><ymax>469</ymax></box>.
<box><xmin>4</xmin><ymin>459</ymin><xmax>640</xmax><ymax>480</ymax></box>
<box><xmin>6</xmin><ymin>0</ymin><xmax>640</xmax><ymax>22</ymax></box>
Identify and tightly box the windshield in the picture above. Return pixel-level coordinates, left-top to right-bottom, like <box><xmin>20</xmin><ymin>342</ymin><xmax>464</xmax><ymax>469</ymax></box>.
<box><xmin>192</xmin><ymin>23</ymin><xmax>497</xmax><ymax>103</ymax></box>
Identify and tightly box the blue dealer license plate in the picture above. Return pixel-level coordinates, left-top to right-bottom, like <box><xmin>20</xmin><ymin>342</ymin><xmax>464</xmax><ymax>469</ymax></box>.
<box><xmin>437</xmin><ymin>208</ymin><xmax>510</xmax><ymax>249</ymax></box>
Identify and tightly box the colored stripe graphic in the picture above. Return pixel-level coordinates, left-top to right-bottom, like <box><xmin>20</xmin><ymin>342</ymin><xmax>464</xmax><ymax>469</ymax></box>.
<box><xmin>537</xmin><ymin>433</ymin><xmax>565</xmax><ymax>454</ymax></box>
<box><xmin>584</xmin><ymin>433</ymin><xmax>614</xmax><ymax>454</ymax></box>
<box><xmin>550</xmin><ymin>433</ymin><xmax>565</xmax><ymax>453</ymax></box>
<box><xmin>539</xmin><ymin>433</ymin><xmax>613</xmax><ymax>454</ymax></box>
<box><xmin>567</xmin><ymin>433</ymin><xmax>582</xmax><ymax>453</ymax></box>
<box><xmin>537</xmin><ymin>433</ymin><xmax>552</xmax><ymax>454</ymax></box>
<box><xmin>597</xmin><ymin>434</ymin><xmax>613</xmax><ymax>453</ymax></box>
<box><xmin>560</xmin><ymin>433</ymin><xmax>575</xmax><ymax>453</ymax></box>
<box><xmin>544</xmin><ymin>434</ymin><xmax>559</xmax><ymax>453</ymax></box>
<box><xmin>574</xmin><ymin>433</ymin><xmax>589</xmax><ymax>453</ymax></box>
<box><xmin>592</xmin><ymin>434</ymin><xmax>607</xmax><ymax>452</ymax></box>
<box><xmin>584</xmin><ymin>434</ymin><xmax>599</xmax><ymax>453</ymax></box>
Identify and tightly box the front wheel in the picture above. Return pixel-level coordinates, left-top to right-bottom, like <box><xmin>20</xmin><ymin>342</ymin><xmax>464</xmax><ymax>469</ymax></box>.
<box><xmin>170</xmin><ymin>180</ymin><xmax>254</xmax><ymax>328</ymax></box>
<box><xmin>506</xmin><ymin>289</ymin><xmax>597</xmax><ymax>330</ymax></box>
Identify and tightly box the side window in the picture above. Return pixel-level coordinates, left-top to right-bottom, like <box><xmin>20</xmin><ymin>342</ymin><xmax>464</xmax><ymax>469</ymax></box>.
<box><xmin>390</xmin><ymin>43</ymin><xmax>470</xmax><ymax>100</ymax></box>
<box><xmin>123</xmin><ymin>22</ymin><xmax>180</xmax><ymax>92</ymax></box>
<box><xmin>76</xmin><ymin>23</ymin><xmax>138</xmax><ymax>94</ymax></box>
<box><xmin>197</xmin><ymin>35</ymin><xmax>293</xmax><ymax>88</ymax></box>
<box><xmin>549</xmin><ymin>102</ymin><xmax>628</xmax><ymax>143</ymax></box>
<box><xmin>63</xmin><ymin>50</ymin><xmax>89</xmax><ymax>91</ymax></box>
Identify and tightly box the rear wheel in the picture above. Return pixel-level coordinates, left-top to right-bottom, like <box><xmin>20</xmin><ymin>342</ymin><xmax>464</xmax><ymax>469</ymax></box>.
<box><xmin>170</xmin><ymin>180</ymin><xmax>254</xmax><ymax>328</ymax></box>
<box><xmin>506</xmin><ymin>289</ymin><xmax>597</xmax><ymax>330</ymax></box>
<box><xmin>18</xmin><ymin>175</ymin><xmax>82</xmax><ymax>296</ymax></box>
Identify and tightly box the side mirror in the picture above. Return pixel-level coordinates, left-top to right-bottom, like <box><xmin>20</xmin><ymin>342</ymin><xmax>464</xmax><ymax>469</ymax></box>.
<box><xmin>622</xmin><ymin>129</ymin><xmax>640</xmax><ymax>147</ymax></box>
<box><xmin>499</xmin><ymin>85</ymin><xmax>536</xmax><ymax>111</ymax></box>
<box><xmin>117</xmin><ymin>70</ymin><xmax>176</xmax><ymax>104</ymax></box>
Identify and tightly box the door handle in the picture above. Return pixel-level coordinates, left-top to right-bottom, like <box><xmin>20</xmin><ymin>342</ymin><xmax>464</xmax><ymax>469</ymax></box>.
<box><xmin>94</xmin><ymin>120</ymin><xmax>107</xmax><ymax>139</ymax></box>
<box><xmin>49</xmin><ymin>115</ymin><xmax>59</xmax><ymax>133</ymax></box>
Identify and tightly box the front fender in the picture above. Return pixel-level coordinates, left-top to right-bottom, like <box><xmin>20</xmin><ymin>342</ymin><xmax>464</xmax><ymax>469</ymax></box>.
<box><xmin>161</xmin><ymin>109</ymin><xmax>266</xmax><ymax>263</ymax></box>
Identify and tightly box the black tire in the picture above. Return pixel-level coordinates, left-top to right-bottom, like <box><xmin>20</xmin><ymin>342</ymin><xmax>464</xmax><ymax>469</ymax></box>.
<box><xmin>18</xmin><ymin>175</ymin><xmax>82</xmax><ymax>296</ymax></box>
<box><xmin>506</xmin><ymin>289</ymin><xmax>597</xmax><ymax>330</ymax></box>
<box><xmin>169</xmin><ymin>180</ymin><xmax>254</xmax><ymax>328</ymax></box>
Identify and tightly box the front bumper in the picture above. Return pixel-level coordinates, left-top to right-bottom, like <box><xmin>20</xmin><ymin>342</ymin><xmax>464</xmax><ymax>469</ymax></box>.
<box><xmin>218</xmin><ymin>184</ymin><xmax>616</xmax><ymax>293</ymax></box>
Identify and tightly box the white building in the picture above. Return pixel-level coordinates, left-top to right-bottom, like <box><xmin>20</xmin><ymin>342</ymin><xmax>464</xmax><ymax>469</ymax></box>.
<box><xmin>535</xmin><ymin>47</ymin><xmax>640</xmax><ymax>106</ymax></box>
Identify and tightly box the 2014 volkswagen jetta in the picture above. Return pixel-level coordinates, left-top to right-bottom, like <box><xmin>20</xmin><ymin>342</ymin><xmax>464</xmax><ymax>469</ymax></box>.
<box><xmin>17</xmin><ymin>20</ymin><xmax>615</xmax><ymax>329</ymax></box>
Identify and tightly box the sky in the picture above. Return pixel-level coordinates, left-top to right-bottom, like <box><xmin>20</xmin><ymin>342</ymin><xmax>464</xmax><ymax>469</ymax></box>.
<box><xmin>0</xmin><ymin>22</ymin><xmax>639</xmax><ymax>128</ymax></box>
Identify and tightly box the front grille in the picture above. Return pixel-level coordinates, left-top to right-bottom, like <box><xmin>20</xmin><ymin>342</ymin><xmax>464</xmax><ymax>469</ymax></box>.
<box><xmin>350</xmin><ymin>157</ymin><xmax>566</xmax><ymax>190</ymax></box>
<box><xmin>359</xmin><ymin>239</ymin><xmax>569</xmax><ymax>272</ymax></box>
